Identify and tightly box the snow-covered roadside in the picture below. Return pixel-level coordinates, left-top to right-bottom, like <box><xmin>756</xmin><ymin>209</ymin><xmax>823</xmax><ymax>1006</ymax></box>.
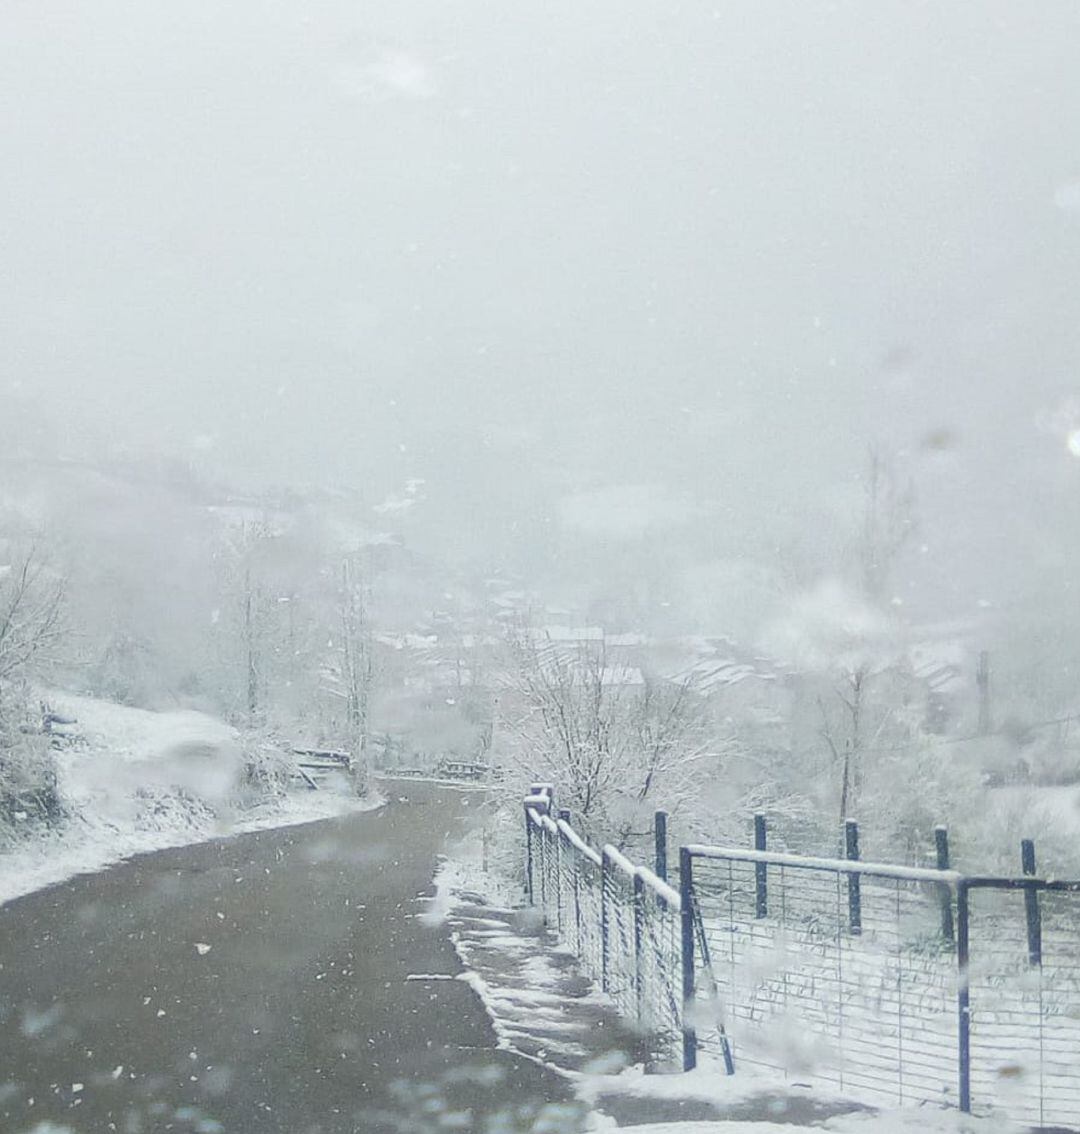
<box><xmin>433</xmin><ymin>830</ymin><xmax>1019</xmax><ymax>1134</ymax></box>
<box><xmin>0</xmin><ymin>693</ymin><xmax>383</xmax><ymax>909</ymax></box>
<box><xmin>585</xmin><ymin>1113</ymin><xmax>1006</xmax><ymax>1134</ymax></box>
<box><xmin>579</xmin><ymin>1061</ymin><xmax>1016</xmax><ymax>1133</ymax></box>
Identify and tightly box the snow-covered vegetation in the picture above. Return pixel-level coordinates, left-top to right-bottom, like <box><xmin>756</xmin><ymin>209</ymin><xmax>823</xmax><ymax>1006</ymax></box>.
<box><xmin>0</xmin><ymin>692</ymin><xmax>375</xmax><ymax>907</ymax></box>
<box><xmin>4</xmin><ymin>442</ymin><xmax>1079</xmax><ymax>895</ymax></box>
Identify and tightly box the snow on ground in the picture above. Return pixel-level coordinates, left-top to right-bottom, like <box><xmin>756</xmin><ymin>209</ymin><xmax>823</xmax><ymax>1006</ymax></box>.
<box><xmin>586</xmin><ymin>1114</ymin><xmax>1008</xmax><ymax>1134</ymax></box>
<box><xmin>423</xmin><ymin>823</ymin><xmax>644</xmax><ymax>1076</ymax></box>
<box><xmin>0</xmin><ymin>693</ymin><xmax>382</xmax><ymax>909</ymax></box>
<box><xmin>437</xmin><ymin>828</ymin><xmax>1023</xmax><ymax>1133</ymax></box>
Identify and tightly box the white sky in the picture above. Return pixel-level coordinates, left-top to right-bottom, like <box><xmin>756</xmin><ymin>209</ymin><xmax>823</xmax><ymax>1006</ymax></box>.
<box><xmin>3</xmin><ymin>1</ymin><xmax>1080</xmax><ymax>622</ymax></box>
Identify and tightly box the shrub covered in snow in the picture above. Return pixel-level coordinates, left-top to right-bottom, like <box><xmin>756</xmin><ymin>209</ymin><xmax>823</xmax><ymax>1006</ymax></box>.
<box><xmin>0</xmin><ymin>692</ymin><xmax>62</xmax><ymax>840</ymax></box>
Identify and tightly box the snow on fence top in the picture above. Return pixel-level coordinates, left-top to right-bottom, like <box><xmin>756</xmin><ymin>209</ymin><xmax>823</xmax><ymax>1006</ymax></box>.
<box><xmin>683</xmin><ymin>843</ymin><xmax>964</xmax><ymax>886</ymax></box>
<box><xmin>556</xmin><ymin>818</ymin><xmax>601</xmax><ymax>867</ymax></box>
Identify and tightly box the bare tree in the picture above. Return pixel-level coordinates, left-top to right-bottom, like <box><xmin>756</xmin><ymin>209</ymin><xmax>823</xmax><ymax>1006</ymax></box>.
<box><xmin>501</xmin><ymin>629</ymin><xmax>716</xmax><ymax>849</ymax></box>
<box><xmin>857</xmin><ymin>446</ymin><xmax>916</xmax><ymax>604</ymax></box>
<box><xmin>336</xmin><ymin>556</ymin><xmax>374</xmax><ymax>791</ymax></box>
<box><xmin>0</xmin><ymin>546</ymin><xmax>65</xmax><ymax>688</ymax></box>
<box><xmin>0</xmin><ymin>544</ymin><xmax>66</xmax><ymax>825</ymax></box>
<box><xmin>212</xmin><ymin>520</ymin><xmax>281</xmax><ymax>726</ymax></box>
<box><xmin>815</xmin><ymin>448</ymin><xmax>918</xmax><ymax>828</ymax></box>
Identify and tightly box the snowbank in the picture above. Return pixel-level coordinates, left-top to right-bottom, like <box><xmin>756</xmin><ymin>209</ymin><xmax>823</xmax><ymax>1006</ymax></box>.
<box><xmin>0</xmin><ymin>693</ymin><xmax>382</xmax><ymax>908</ymax></box>
<box><xmin>587</xmin><ymin>1113</ymin><xmax>1005</xmax><ymax>1134</ymax></box>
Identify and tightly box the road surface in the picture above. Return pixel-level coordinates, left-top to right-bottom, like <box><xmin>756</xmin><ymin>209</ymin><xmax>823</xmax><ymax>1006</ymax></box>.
<box><xmin>0</xmin><ymin>781</ymin><xmax>583</xmax><ymax>1133</ymax></box>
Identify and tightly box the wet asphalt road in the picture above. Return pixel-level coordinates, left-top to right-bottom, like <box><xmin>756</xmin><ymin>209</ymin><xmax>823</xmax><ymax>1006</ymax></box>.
<box><xmin>0</xmin><ymin>781</ymin><xmax>583</xmax><ymax>1134</ymax></box>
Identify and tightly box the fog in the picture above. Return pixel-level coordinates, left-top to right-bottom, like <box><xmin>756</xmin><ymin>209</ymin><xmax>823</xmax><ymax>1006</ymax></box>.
<box><xmin>6</xmin><ymin>9</ymin><xmax>1080</xmax><ymax>1130</ymax></box>
<box><xmin>2</xmin><ymin>0</ymin><xmax>1078</xmax><ymax>626</ymax></box>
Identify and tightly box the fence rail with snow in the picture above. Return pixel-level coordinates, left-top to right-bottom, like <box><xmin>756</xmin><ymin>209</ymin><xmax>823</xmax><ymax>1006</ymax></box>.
<box><xmin>522</xmin><ymin>788</ymin><xmax>1080</xmax><ymax>1128</ymax></box>
<box><xmin>524</xmin><ymin>787</ymin><xmax>684</xmax><ymax>1068</ymax></box>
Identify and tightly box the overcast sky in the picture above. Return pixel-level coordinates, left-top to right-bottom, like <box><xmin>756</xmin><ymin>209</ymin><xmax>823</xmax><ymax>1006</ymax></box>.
<box><xmin>4</xmin><ymin>1</ymin><xmax>1080</xmax><ymax>626</ymax></box>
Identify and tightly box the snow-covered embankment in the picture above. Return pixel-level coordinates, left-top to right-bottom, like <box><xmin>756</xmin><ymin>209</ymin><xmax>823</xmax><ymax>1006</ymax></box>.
<box><xmin>0</xmin><ymin>692</ymin><xmax>380</xmax><ymax>907</ymax></box>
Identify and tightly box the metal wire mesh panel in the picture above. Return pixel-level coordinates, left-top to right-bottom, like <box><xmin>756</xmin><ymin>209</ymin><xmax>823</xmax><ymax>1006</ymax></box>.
<box><xmin>538</xmin><ymin>815</ymin><xmax>561</xmax><ymax>928</ymax></box>
<box><xmin>523</xmin><ymin>801</ymin><xmax>683</xmax><ymax>1067</ymax></box>
<box><xmin>637</xmin><ymin>876</ymin><xmax>683</xmax><ymax>1061</ymax></box>
<box><xmin>602</xmin><ymin>850</ymin><xmax>639</xmax><ymax>1020</ymax></box>
<box><xmin>688</xmin><ymin>849</ymin><xmax>960</xmax><ymax>1107</ymax></box>
<box><xmin>554</xmin><ymin>823</ymin><xmax>604</xmax><ymax>978</ymax></box>
<box><xmin>965</xmin><ymin>882</ymin><xmax>1080</xmax><ymax>1128</ymax></box>
<box><xmin>576</xmin><ymin>851</ymin><xmax>604</xmax><ymax>978</ymax></box>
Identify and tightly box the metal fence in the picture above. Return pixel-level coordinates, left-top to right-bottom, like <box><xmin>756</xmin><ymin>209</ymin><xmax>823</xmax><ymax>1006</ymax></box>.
<box><xmin>681</xmin><ymin>844</ymin><xmax>962</xmax><ymax>1107</ymax></box>
<box><xmin>961</xmin><ymin>877</ymin><xmax>1080</xmax><ymax>1128</ymax></box>
<box><xmin>524</xmin><ymin>787</ymin><xmax>684</xmax><ymax>1066</ymax></box>
<box><xmin>520</xmin><ymin>787</ymin><xmax>1080</xmax><ymax>1128</ymax></box>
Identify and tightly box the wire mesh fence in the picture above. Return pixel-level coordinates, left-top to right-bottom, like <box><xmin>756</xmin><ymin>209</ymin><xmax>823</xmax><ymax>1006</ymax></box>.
<box><xmin>682</xmin><ymin>846</ymin><xmax>961</xmax><ymax>1108</ymax></box>
<box><xmin>523</xmin><ymin>790</ymin><xmax>683</xmax><ymax>1066</ymax></box>
<box><xmin>522</xmin><ymin>788</ymin><xmax>1080</xmax><ymax>1127</ymax></box>
<box><xmin>962</xmin><ymin>879</ymin><xmax>1080</xmax><ymax>1128</ymax></box>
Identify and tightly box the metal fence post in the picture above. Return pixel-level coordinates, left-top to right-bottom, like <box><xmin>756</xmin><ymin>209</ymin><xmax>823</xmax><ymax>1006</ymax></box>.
<box><xmin>633</xmin><ymin>870</ymin><xmax>646</xmax><ymax>1023</ymax></box>
<box><xmin>679</xmin><ymin>846</ymin><xmax>697</xmax><ymax>1070</ymax></box>
<box><xmin>1021</xmin><ymin>838</ymin><xmax>1042</xmax><ymax>966</ymax></box>
<box><xmin>957</xmin><ymin>881</ymin><xmax>971</xmax><ymax>1113</ymax></box>
<box><xmin>935</xmin><ymin>826</ymin><xmax>954</xmax><ymax>943</ymax></box>
<box><xmin>754</xmin><ymin>813</ymin><xmax>768</xmax><ymax>919</ymax></box>
<box><xmin>654</xmin><ymin>810</ymin><xmax>669</xmax><ymax>882</ymax></box>
<box><xmin>524</xmin><ymin>801</ymin><xmax>535</xmax><ymax>904</ymax></box>
<box><xmin>601</xmin><ymin>846</ymin><xmax>611</xmax><ymax>992</ymax></box>
<box><xmin>555</xmin><ymin>809</ymin><xmax>572</xmax><ymax>936</ymax></box>
<box><xmin>845</xmin><ymin>819</ymin><xmax>862</xmax><ymax>936</ymax></box>
<box><xmin>558</xmin><ymin>809</ymin><xmax>581</xmax><ymax>952</ymax></box>
<box><xmin>538</xmin><ymin>817</ymin><xmax>547</xmax><ymax>914</ymax></box>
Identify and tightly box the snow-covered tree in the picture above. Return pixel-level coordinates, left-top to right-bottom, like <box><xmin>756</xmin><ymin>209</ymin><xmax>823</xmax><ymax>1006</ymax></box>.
<box><xmin>500</xmin><ymin>628</ymin><xmax>719</xmax><ymax>851</ymax></box>
<box><xmin>0</xmin><ymin>544</ymin><xmax>66</xmax><ymax>829</ymax></box>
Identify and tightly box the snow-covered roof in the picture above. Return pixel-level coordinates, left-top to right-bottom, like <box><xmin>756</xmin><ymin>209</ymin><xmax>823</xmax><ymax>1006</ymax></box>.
<box><xmin>531</xmin><ymin>625</ymin><xmax>605</xmax><ymax>642</ymax></box>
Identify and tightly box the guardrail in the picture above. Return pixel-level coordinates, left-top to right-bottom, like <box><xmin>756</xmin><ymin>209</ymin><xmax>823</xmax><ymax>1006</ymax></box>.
<box><xmin>524</xmin><ymin>786</ymin><xmax>683</xmax><ymax>1067</ymax></box>
<box><xmin>379</xmin><ymin>762</ymin><xmax>503</xmax><ymax>783</ymax></box>
<box><xmin>521</xmin><ymin>789</ymin><xmax>1080</xmax><ymax>1128</ymax></box>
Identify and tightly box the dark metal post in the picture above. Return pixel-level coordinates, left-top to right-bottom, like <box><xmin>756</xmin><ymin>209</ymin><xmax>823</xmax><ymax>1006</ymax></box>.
<box><xmin>654</xmin><ymin>810</ymin><xmax>669</xmax><ymax>882</ymax></box>
<box><xmin>601</xmin><ymin>847</ymin><xmax>611</xmax><ymax>992</ymax></box>
<box><xmin>538</xmin><ymin>818</ymin><xmax>547</xmax><ymax>914</ymax></box>
<box><xmin>935</xmin><ymin>826</ymin><xmax>954</xmax><ymax>944</ymax></box>
<box><xmin>679</xmin><ymin>847</ymin><xmax>697</xmax><ymax>1070</ymax></box>
<box><xmin>554</xmin><ymin>818</ymin><xmax>569</xmax><ymax>934</ymax></box>
<box><xmin>754</xmin><ymin>813</ymin><xmax>768</xmax><ymax>919</ymax></box>
<box><xmin>529</xmin><ymin>784</ymin><xmax>553</xmax><ymax>812</ymax></box>
<box><xmin>633</xmin><ymin>870</ymin><xmax>646</xmax><ymax>1022</ymax></box>
<box><xmin>1021</xmin><ymin>839</ymin><xmax>1042</xmax><ymax>966</ymax></box>
<box><xmin>845</xmin><ymin>819</ymin><xmax>862</xmax><ymax>936</ymax></box>
<box><xmin>526</xmin><ymin>787</ymin><xmax>551</xmax><ymax>913</ymax></box>
<box><xmin>524</xmin><ymin>801</ymin><xmax>535</xmax><ymax>904</ymax></box>
<box><xmin>558</xmin><ymin>809</ymin><xmax>580</xmax><ymax>952</ymax></box>
<box><xmin>957</xmin><ymin>881</ymin><xmax>971</xmax><ymax>1113</ymax></box>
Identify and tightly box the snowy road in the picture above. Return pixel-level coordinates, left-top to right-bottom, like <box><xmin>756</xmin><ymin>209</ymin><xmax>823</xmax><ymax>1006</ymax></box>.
<box><xmin>0</xmin><ymin>781</ymin><xmax>579</xmax><ymax>1134</ymax></box>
